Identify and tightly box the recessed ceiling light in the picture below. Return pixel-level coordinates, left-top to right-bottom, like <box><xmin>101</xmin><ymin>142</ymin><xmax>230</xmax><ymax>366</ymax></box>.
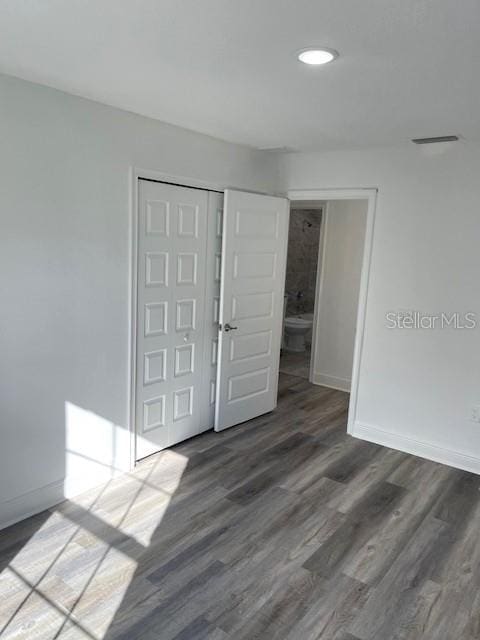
<box><xmin>297</xmin><ymin>48</ymin><xmax>339</xmax><ymax>65</ymax></box>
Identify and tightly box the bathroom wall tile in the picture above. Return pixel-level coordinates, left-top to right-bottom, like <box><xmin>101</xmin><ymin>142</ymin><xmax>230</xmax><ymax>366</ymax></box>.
<box><xmin>285</xmin><ymin>209</ymin><xmax>322</xmax><ymax>317</ymax></box>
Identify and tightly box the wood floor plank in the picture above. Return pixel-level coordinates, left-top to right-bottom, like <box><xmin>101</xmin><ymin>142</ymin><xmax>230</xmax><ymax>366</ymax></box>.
<box><xmin>206</xmin><ymin>505</ymin><xmax>345</xmax><ymax>634</ymax></box>
<box><xmin>428</xmin><ymin>496</ymin><xmax>480</xmax><ymax>610</ymax></box>
<box><xmin>232</xmin><ymin>568</ymin><xmax>327</xmax><ymax>640</ymax></box>
<box><xmin>432</xmin><ymin>468</ymin><xmax>480</xmax><ymax>527</ymax></box>
<box><xmin>279</xmin><ymin>437</ymin><xmax>360</xmax><ymax>495</ymax></box>
<box><xmin>220</xmin><ymin>432</ymin><xmax>319</xmax><ymax>489</ymax></box>
<box><xmin>343</xmin><ymin>460</ymin><xmax>453</xmax><ymax>586</ymax></box>
<box><xmin>303</xmin><ymin>481</ymin><xmax>405</xmax><ymax>579</ymax></box>
<box><xmin>398</xmin><ymin>578</ymin><xmax>471</xmax><ymax>640</ymax></box>
<box><xmin>284</xmin><ymin>573</ymin><xmax>370</xmax><ymax>640</ymax></box>
<box><xmin>112</xmin><ymin>561</ymin><xmax>229</xmax><ymax>639</ymax></box>
<box><xmin>224</xmin><ymin>434</ymin><xmax>325</xmax><ymax>505</ymax></box>
<box><xmin>322</xmin><ymin>440</ymin><xmax>383</xmax><ymax>483</ymax></box>
<box><xmin>170</xmin><ymin>616</ymin><xmax>228</xmax><ymax>640</ymax></box>
<box><xmin>170</xmin><ymin>616</ymin><xmax>212</xmax><ymax>640</ymax></box>
<box><xmin>349</xmin><ymin>516</ymin><xmax>452</xmax><ymax>639</ymax></box>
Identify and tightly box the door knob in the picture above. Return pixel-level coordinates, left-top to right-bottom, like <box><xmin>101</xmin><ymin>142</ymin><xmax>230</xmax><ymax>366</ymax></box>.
<box><xmin>224</xmin><ymin>323</ymin><xmax>238</xmax><ymax>332</ymax></box>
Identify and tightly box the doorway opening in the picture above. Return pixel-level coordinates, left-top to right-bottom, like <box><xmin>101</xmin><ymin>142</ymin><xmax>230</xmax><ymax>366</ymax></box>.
<box><xmin>280</xmin><ymin>197</ymin><xmax>370</xmax><ymax>401</ymax></box>
<box><xmin>280</xmin><ymin>203</ymin><xmax>324</xmax><ymax>379</ymax></box>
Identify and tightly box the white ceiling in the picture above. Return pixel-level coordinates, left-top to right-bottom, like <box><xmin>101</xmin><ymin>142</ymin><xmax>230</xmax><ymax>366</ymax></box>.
<box><xmin>1</xmin><ymin>0</ymin><xmax>479</xmax><ymax>151</ymax></box>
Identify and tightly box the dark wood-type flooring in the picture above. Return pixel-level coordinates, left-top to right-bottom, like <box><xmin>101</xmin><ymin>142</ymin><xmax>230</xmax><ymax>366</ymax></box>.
<box><xmin>1</xmin><ymin>373</ymin><xmax>480</xmax><ymax>639</ymax></box>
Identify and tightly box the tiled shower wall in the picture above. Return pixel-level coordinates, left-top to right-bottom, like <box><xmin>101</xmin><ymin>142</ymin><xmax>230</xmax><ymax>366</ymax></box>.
<box><xmin>285</xmin><ymin>209</ymin><xmax>322</xmax><ymax>315</ymax></box>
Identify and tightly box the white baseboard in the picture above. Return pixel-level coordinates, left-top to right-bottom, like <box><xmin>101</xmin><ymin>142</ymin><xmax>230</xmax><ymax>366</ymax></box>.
<box><xmin>0</xmin><ymin>479</ymin><xmax>65</xmax><ymax>531</ymax></box>
<box><xmin>0</xmin><ymin>469</ymin><xmax>125</xmax><ymax>531</ymax></box>
<box><xmin>312</xmin><ymin>372</ymin><xmax>351</xmax><ymax>392</ymax></box>
<box><xmin>352</xmin><ymin>421</ymin><xmax>480</xmax><ymax>476</ymax></box>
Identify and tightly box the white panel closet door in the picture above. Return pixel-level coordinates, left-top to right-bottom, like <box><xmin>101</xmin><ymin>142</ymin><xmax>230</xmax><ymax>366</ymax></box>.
<box><xmin>215</xmin><ymin>189</ymin><xmax>289</xmax><ymax>431</ymax></box>
<box><xmin>136</xmin><ymin>180</ymin><xmax>210</xmax><ymax>459</ymax></box>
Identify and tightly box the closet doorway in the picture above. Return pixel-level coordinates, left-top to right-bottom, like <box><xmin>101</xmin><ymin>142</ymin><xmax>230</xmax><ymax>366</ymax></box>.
<box><xmin>134</xmin><ymin>178</ymin><xmax>289</xmax><ymax>460</ymax></box>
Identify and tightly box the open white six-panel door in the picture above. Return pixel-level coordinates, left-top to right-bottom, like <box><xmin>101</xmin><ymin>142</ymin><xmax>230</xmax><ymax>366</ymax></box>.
<box><xmin>214</xmin><ymin>189</ymin><xmax>290</xmax><ymax>431</ymax></box>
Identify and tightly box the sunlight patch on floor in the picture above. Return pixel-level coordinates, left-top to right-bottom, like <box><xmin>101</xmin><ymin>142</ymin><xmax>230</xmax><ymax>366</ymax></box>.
<box><xmin>0</xmin><ymin>447</ymin><xmax>190</xmax><ymax>639</ymax></box>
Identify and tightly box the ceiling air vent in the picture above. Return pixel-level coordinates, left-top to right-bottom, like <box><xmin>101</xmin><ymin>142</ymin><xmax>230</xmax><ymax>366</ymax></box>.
<box><xmin>412</xmin><ymin>135</ymin><xmax>459</xmax><ymax>144</ymax></box>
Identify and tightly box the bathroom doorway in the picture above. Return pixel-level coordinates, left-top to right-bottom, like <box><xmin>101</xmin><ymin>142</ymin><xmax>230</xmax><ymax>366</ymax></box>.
<box><xmin>280</xmin><ymin>203</ymin><xmax>324</xmax><ymax>380</ymax></box>
<box><xmin>280</xmin><ymin>197</ymin><xmax>369</xmax><ymax>392</ymax></box>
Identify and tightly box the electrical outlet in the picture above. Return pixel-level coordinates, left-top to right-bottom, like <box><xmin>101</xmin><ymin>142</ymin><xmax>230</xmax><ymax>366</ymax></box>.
<box><xmin>470</xmin><ymin>405</ymin><xmax>480</xmax><ymax>423</ymax></box>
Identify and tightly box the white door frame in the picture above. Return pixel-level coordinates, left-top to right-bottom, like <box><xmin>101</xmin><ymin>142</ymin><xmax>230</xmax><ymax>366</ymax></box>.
<box><xmin>287</xmin><ymin>188</ymin><xmax>378</xmax><ymax>435</ymax></box>
<box><xmin>308</xmin><ymin>204</ymin><xmax>326</xmax><ymax>385</ymax></box>
<box><xmin>129</xmin><ymin>167</ymin><xmax>228</xmax><ymax>468</ymax></box>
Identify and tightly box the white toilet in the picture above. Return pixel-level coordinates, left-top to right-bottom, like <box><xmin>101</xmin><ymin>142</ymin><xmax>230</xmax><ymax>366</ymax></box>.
<box><xmin>283</xmin><ymin>314</ymin><xmax>313</xmax><ymax>352</ymax></box>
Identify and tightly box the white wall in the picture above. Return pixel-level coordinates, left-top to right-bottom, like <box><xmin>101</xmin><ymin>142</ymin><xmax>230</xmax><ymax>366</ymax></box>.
<box><xmin>312</xmin><ymin>200</ymin><xmax>367</xmax><ymax>392</ymax></box>
<box><xmin>280</xmin><ymin>142</ymin><xmax>480</xmax><ymax>474</ymax></box>
<box><xmin>0</xmin><ymin>73</ymin><xmax>279</xmax><ymax>528</ymax></box>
